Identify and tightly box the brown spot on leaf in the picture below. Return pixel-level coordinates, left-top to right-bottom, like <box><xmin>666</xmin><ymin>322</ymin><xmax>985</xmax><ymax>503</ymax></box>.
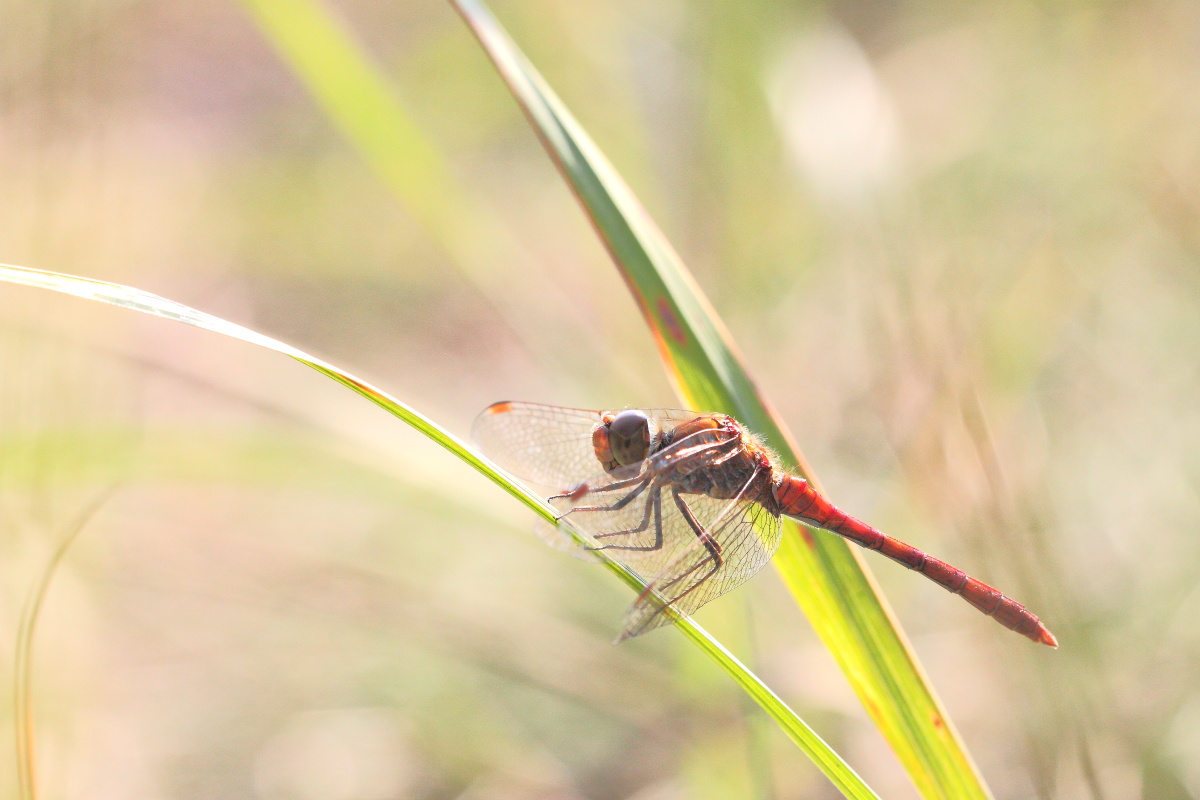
<box><xmin>656</xmin><ymin>297</ymin><xmax>687</xmax><ymax>344</ymax></box>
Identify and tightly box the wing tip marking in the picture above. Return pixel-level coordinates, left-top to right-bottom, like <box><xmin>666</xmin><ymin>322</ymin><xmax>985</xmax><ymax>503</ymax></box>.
<box><xmin>484</xmin><ymin>400</ymin><xmax>515</xmax><ymax>415</ymax></box>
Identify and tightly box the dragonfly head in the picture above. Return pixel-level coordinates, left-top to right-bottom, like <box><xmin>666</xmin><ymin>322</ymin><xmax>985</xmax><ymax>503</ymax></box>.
<box><xmin>608</xmin><ymin>409</ymin><xmax>652</xmax><ymax>467</ymax></box>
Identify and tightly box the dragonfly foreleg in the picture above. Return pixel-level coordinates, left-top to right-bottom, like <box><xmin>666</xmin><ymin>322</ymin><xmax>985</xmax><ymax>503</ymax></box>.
<box><xmin>547</xmin><ymin>473</ymin><xmax>649</xmax><ymax>519</ymax></box>
<box><xmin>547</xmin><ymin>474</ymin><xmax>643</xmax><ymax>503</ymax></box>
<box><xmin>563</xmin><ymin>474</ymin><xmax>652</xmax><ymax>518</ymax></box>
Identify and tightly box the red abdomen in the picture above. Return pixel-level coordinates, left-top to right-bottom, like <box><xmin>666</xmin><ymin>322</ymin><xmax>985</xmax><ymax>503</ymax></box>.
<box><xmin>773</xmin><ymin>474</ymin><xmax>1057</xmax><ymax>647</ymax></box>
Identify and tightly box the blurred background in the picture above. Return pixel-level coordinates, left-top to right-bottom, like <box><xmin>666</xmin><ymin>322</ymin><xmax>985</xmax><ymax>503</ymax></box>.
<box><xmin>1</xmin><ymin>0</ymin><xmax>1198</xmax><ymax>798</ymax></box>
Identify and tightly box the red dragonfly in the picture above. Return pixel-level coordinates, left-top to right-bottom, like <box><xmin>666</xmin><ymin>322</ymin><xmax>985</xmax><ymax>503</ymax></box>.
<box><xmin>473</xmin><ymin>401</ymin><xmax>1057</xmax><ymax>647</ymax></box>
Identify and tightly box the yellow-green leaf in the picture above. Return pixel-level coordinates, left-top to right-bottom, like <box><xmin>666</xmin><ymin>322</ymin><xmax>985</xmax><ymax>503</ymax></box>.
<box><xmin>450</xmin><ymin>1</ymin><xmax>991</xmax><ymax>798</ymax></box>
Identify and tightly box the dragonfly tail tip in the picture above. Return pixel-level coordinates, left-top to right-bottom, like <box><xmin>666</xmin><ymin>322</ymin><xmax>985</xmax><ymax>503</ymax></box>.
<box><xmin>1038</xmin><ymin>626</ymin><xmax>1059</xmax><ymax>648</ymax></box>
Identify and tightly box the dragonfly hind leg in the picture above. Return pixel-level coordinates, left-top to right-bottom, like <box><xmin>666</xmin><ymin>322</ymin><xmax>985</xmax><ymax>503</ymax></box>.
<box><xmin>625</xmin><ymin>488</ymin><xmax>725</xmax><ymax>637</ymax></box>
<box><xmin>664</xmin><ymin>487</ymin><xmax>723</xmax><ymax>591</ymax></box>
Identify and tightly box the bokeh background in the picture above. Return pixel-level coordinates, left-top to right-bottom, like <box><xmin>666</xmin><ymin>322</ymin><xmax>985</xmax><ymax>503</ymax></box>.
<box><xmin>2</xmin><ymin>0</ymin><xmax>1199</xmax><ymax>798</ymax></box>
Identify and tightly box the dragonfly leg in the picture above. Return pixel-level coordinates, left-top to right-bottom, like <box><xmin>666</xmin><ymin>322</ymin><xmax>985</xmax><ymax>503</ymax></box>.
<box><xmin>566</xmin><ymin>474</ymin><xmax>652</xmax><ymax>515</ymax></box>
<box><xmin>547</xmin><ymin>473</ymin><xmax>648</xmax><ymax>520</ymax></box>
<box><xmin>547</xmin><ymin>472</ymin><xmax>646</xmax><ymax>504</ymax></box>
<box><xmin>667</xmin><ymin>487</ymin><xmax>723</xmax><ymax>584</ymax></box>
<box><xmin>588</xmin><ymin>486</ymin><xmax>665</xmax><ymax>553</ymax></box>
<box><xmin>571</xmin><ymin>473</ymin><xmax>648</xmax><ymax>495</ymax></box>
<box><xmin>549</xmin><ymin>474</ymin><xmax>648</xmax><ymax>501</ymax></box>
<box><xmin>634</xmin><ymin>488</ymin><xmax>724</xmax><ymax>628</ymax></box>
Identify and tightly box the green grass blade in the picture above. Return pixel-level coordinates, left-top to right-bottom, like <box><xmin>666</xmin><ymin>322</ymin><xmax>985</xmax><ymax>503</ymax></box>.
<box><xmin>0</xmin><ymin>262</ymin><xmax>879</xmax><ymax>800</ymax></box>
<box><xmin>450</xmin><ymin>2</ymin><xmax>992</xmax><ymax>798</ymax></box>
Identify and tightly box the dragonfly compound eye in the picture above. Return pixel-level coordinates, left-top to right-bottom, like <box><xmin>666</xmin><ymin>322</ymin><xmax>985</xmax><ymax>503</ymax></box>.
<box><xmin>609</xmin><ymin>409</ymin><xmax>651</xmax><ymax>466</ymax></box>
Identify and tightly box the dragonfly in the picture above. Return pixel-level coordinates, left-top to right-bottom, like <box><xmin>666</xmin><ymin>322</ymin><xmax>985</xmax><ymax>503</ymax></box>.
<box><xmin>472</xmin><ymin>401</ymin><xmax>1057</xmax><ymax>647</ymax></box>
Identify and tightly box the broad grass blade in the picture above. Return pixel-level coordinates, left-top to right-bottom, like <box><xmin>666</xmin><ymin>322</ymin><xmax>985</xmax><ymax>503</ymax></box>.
<box><xmin>0</xmin><ymin>263</ymin><xmax>879</xmax><ymax>800</ymax></box>
<box><xmin>450</xmin><ymin>2</ymin><xmax>992</xmax><ymax>798</ymax></box>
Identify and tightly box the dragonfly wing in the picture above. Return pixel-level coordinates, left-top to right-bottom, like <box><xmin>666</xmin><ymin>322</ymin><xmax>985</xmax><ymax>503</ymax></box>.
<box><xmin>471</xmin><ymin>401</ymin><xmax>607</xmax><ymax>488</ymax></box>
<box><xmin>617</xmin><ymin>481</ymin><xmax>783</xmax><ymax>640</ymax></box>
<box><xmin>641</xmin><ymin>408</ymin><xmax>712</xmax><ymax>424</ymax></box>
<box><xmin>531</xmin><ymin>517</ymin><xmax>603</xmax><ymax>562</ymax></box>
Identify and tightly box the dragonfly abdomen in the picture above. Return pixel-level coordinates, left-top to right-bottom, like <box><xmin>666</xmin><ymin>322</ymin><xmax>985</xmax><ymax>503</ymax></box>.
<box><xmin>773</xmin><ymin>474</ymin><xmax>1058</xmax><ymax>647</ymax></box>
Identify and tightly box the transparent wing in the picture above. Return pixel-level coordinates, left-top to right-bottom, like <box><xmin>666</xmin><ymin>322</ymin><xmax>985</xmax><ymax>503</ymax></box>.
<box><xmin>531</xmin><ymin>517</ymin><xmax>604</xmax><ymax>562</ymax></box>
<box><xmin>470</xmin><ymin>401</ymin><xmax>704</xmax><ymax>489</ymax></box>
<box><xmin>471</xmin><ymin>401</ymin><xmax>607</xmax><ymax>488</ymax></box>
<box><xmin>616</xmin><ymin>475</ymin><xmax>783</xmax><ymax>641</ymax></box>
<box><xmin>639</xmin><ymin>407</ymin><xmax>711</xmax><ymax>425</ymax></box>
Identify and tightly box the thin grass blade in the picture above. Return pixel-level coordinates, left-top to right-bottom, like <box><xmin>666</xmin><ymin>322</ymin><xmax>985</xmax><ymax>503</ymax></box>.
<box><xmin>14</xmin><ymin>490</ymin><xmax>115</xmax><ymax>800</ymax></box>
<box><xmin>450</xmin><ymin>2</ymin><xmax>991</xmax><ymax>798</ymax></box>
<box><xmin>234</xmin><ymin>0</ymin><xmax>615</xmax><ymax>375</ymax></box>
<box><xmin>236</xmin><ymin>0</ymin><xmax>471</xmax><ymax>256</ymax></box>
<box><xmin>0</xmin><ymin>263</ymin><xmax>879</xmax><ymax>800</ymax></box>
